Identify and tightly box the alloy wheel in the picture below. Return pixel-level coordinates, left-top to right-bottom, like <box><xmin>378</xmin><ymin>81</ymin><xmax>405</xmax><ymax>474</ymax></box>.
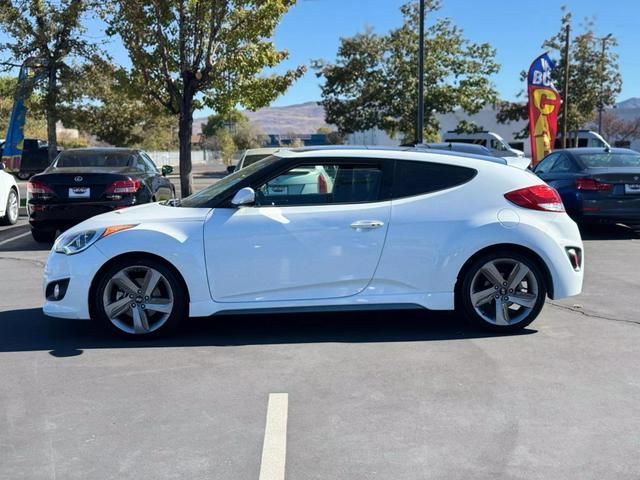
<box><xmin>469</xmin><ymin>258</ymin><xmax>539</xmax><ymax>326</ymax></box>
<box><xmin>102</xmin><ymin>266</ymin><xmax>174</xmax><ymax>335</ymax></box>
<box><xmin>7</xmin><ymin>190</ymin><xmax>18</xmax><ymax>223</ymax></box>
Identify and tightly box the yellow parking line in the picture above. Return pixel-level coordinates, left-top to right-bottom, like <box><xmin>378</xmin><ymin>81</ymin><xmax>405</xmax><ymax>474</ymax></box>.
<box><xmin>258</xmin><ymin>393</ymin><xmax>289</xmax><ymax>480</ymax></box>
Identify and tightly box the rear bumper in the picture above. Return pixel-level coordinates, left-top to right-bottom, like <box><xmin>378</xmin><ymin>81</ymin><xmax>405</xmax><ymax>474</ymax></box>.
<box><xmin>569</xmin><ymin>193</ymin><xmax>640</xmax><ymax>223</ymax></box>
<box><xmin>29</xmin><ymin>200</ymin><xmax>135</xmax><ymax>231</ymax></box>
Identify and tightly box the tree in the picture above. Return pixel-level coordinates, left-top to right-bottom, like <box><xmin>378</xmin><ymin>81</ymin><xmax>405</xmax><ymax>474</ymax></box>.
<box><xmin>497</xmin><ymin>8</ymin><xmax>623</xmax><ymax>139</ymax></box>
<box><xmin>107</xmin><ymin>0</ymin><xmax>305</xmax><ymax>197</ymax></box>
<box><xmin>0</xmin><ymin>0</ymin><xmax>99</xmax><ymax>161</ymax></box>
<box><xmin>317</xmin><ymin>126</ymin><xmax>345</xmax><ymax>145</ymax></box>
<box><xmin>314</xmin><ymin>0</ymin><xmax>499</xmax><ymax>143</ymax></box>
<box><xmin>597</xmin><ymin>111</ymin><xmax>640</xmax><ymax>145</ymax></box>
<box><xmin>0</xmin><ymin>75</ymin><xmax>47</xmax><ymax>139</ymax></box>
<box><xmin>202</xmin><ymin>109</ymin><xmax>262</xmax><ymax>153</ymax></box>
<box><xmin>60</xmin><ymin>59</ymin><xmax>177</xmax><ymax>149</ymax></box>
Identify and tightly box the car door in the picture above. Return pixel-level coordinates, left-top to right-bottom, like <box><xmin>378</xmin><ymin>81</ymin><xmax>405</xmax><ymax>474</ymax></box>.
<box><xmin>203</xmin><ymin>158</ymin><xmax>392</xmax><ymax>303</ymax></box>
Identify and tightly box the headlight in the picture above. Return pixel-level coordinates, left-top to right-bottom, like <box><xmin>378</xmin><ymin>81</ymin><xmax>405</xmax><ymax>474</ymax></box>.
<box><xmin>54</xmin><ymin>230</ymin><xmax>102</xmax><ymax>255</ymax></box>
<box><xmin>53</xmin><ymin>224</ymin><xmax>138</xmax><ymax>255</ymax></box>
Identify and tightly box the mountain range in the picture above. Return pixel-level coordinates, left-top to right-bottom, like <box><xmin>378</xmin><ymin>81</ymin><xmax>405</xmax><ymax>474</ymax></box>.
<box><xmin>193</xmin><ymin>97</ymin><xmax>640</xmax><ymax>136</ymax></box>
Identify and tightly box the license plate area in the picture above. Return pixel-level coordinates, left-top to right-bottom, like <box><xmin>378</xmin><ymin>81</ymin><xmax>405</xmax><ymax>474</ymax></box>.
<box><xmin>624</xmin><ymin>184</ymin><xmax>640</xmax><ymax>194</ymax></box>
<box><xmin>69</xmin><ymin>187</ymin><xmax>90</xmax><ymax>199</ymax></box>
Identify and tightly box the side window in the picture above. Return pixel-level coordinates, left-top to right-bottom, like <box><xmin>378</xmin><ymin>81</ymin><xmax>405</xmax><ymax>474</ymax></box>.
<box><xmin>393</xmin><ymin>160</ymin><xmax>477</xmax><ymax>199</ymax></box>
<box><xmin>534</xmin><ymin>153</ymin><xmax>558</xmax><ymax>174</ymax></box>
<box><xmin>255</xmin><ymin>163</ymin><xmax>383</xmax><ymax>206</ymax></box>
<box><xmin>140</xmin><ymin>153</ymin><xmax>159</xmax><ymax>173</ymax></box>
<box><xmin>549</xmin><ymin>154</ymin><xmax>578</xmax><ymax>173</ymax></box>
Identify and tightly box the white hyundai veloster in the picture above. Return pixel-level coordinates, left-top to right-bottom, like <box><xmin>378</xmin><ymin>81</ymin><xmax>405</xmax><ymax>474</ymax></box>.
<box><xmin>43</xmin><ymin>148</ymin><xmax>584</xmax><ymax>337</ymax></box>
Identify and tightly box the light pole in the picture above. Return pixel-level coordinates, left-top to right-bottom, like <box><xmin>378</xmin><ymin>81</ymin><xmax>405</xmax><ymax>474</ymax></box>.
<box><xmin>595</xmin><ymin>33</ymin><xmax>613</xmax><ymax>135</ymax></box>
<box><xmin>415</xmin><ymin>0</ymin><xmax>425</xmax><ymax>144</ymax></box>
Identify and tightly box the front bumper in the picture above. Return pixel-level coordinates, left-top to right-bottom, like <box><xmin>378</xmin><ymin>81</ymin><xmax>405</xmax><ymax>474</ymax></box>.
<box><xmin>42</xmin><ymin>246</ymin><xmax>108</xmax><ymax>320</ymax></box>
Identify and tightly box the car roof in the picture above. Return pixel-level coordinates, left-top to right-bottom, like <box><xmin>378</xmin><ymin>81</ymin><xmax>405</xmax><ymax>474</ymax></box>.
<box><xmin>556</xmin><ymin>147</ymin><xmax>636</xmax><ymax>155</ymax></box>
<box><xmin>276</xmin><ymin>145</ymin><xmax>513</xmax><ymax>170</ymax></box>
<box><xmin>61</xmin><ymin>147</ymin><xmax>139</xmax><ymax>154</ymax></box>
<box><xmin>244</xmin><ymin>147</ymin><xmax>284</xmax><ymax>155</ymax></box>
<box><xmin>284</xmin><ymin>145</ymin><xmax>507</xmax><ymax>165</ymax></box>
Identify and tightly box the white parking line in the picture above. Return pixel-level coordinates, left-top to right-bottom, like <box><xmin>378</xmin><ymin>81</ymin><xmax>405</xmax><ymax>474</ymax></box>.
<box><xmin>259</xmin><ymin>393</ymin><xmax>289</xmax><ymax>480</ymax></box>
<box><xmin>0</xmin><ymin>231</ymin><xmax>31</xmax><ymax>246</ymax></box>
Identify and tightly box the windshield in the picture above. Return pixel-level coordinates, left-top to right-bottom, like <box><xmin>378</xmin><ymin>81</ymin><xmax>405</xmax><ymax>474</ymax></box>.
<box><xmin>54</xmin><ymin>151</ymin><xmax>135</xmax><ymax>168</ymax></box>
<box><xmin>180</xmin><ymin>154</ymin><xmax>281</xmax><ymax>208</ymax></box>
<box><xmin>577</xmin><ymin>152</ymin><xmax>640</xmax><ymax>168</ymax></box>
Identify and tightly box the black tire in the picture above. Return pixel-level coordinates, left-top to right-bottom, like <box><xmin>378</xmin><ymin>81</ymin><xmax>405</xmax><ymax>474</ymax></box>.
<box><xmin>93</xmin><ymin>257</ymin><xmax>187</xmax><ymax>338</ymax></box>
<box><xmin>458</xmin><ymin>251</ymin><xmax>547</xmax><ymax>333</ymax></box>
<box><xmin>31</xmin><ymin>228</ymin><xmax>57</xmax><ymax>243</ymax></box>
<box><xmin>0</xmin><ymin>188</ymin><xmax>19</xmax><ymax>225</ymax></box>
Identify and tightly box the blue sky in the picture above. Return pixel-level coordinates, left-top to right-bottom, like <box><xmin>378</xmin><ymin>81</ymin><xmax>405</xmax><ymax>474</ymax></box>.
<box><xmin>3</xmin><ymin>0</ymin><xmax>639</xmax><ymax>116</ymax></box>
<box><xmin>267</xmin><ymin>0</ymin><xmax>640</xmax><ymax>108</ymax></box>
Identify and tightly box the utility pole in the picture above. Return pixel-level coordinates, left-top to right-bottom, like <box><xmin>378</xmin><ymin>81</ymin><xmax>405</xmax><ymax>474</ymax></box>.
<box><xmin>596</xmin><ymin>33</ymin><xmax>613</xmax><ymax>135</ymax></box>
<box><xmin>561</xmin><ymin>23</ymin><xmax>570</xmax><ymax>148</ymax></box>
<box><xmin>415</xmin><ymin>0</ymin><xmax>425</xmax><ymax>144</ymax></box>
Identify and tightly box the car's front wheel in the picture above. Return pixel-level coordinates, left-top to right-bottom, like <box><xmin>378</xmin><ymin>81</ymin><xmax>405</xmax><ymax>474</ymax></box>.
<box><xmin>94</xmin><ymin>258</ymin><xmax>187</xmax><ymax>338</ymax></box>
<box><xmin>459</xmin><ymin>251</ymin><xmax>547</xmax><ymax>332</ymax></box>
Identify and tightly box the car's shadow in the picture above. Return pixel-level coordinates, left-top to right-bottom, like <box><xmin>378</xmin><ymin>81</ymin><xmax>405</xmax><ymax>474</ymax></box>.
<box><xmin>0</xmin><ymin>308</ymin><xmax>536</xmax><ymax>355</ymax></box>
<box><xmin>579</xmin><ymin>223</ymin><xmax>640</xmax><ymax>241</ymax></box>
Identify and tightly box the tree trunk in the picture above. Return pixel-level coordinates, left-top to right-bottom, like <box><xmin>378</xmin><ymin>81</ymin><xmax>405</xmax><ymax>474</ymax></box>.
<box><xmin>178</xmin><ymin>97</ymin><xmax>194</xmax><ymax>198</ymax></box>
<box><xmin>46</xmin><ymin>66</ymin><xmax>58</xmax><ymax>163</ymax></box>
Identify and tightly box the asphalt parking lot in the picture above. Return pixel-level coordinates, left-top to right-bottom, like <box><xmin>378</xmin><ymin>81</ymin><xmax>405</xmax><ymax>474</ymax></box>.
<box><xmin>1</xmin><ymin>208</ymin><xmax>640</xmax><ymax>478</ymax></box>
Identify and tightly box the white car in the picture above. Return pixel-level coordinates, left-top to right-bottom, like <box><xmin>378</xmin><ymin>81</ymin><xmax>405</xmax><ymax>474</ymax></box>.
<box><xmin>233</xmin><ymin>147</ymin><xmax>283</xmax><ymax>171</ymax></box>
<box><xmin>42</xmin><ymin>148</ymin><xmax>584</xmax><ymax>337</ymax></box>
<box><xmin>0</xmin><ymin>161</ymin><xmax>20</xmax><ymax>225</ymax></box>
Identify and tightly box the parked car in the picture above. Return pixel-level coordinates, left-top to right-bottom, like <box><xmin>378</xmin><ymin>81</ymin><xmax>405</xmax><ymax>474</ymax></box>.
<box><xmin>42</xmin><ymin>147</ymin><xmax>583</xmax><ymax>338</ymax></box>
<box><xmin>28</xmin><ymin>148</ymin><xmax>175</xmax><ymax>243</ymax></box>
<box><xmin>442</xmin><ymin>131</ymin><xmax>525</xmax><ymax>158</ymax></box>
<box><xmin>0</xmin><ymin>138</ymin><xmax>60</xmax><ymax>180</ymax></box>
<box><xmin>0</xmin><ymin>161</ymin><xmax>20</xmax><ymax>225</ymax></box>
<box><xmin>534</xmin><ymin>147</ymin><xmax>640</xmax><ymax>225</ymax></box>
<box><xmin>228</xmin><ymin>147</ymin><xmax>283</xmax><ymax>173</ymax></box>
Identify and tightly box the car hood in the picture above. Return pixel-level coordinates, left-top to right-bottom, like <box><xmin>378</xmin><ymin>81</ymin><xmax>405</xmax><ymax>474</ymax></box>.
<box><xmin>63</xmin><ymin>202</ymin><xmax>212</xmax><ymax>233</ymax></box>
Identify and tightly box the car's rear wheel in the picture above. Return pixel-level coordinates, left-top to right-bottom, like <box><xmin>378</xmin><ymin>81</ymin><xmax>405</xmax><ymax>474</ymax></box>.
<box><xmin>94</xmin><ymin>258</ymin><xmax>187</xmax><ymax>338</ymax></box>
<box><xmin>459</xmin><ymin>252</ymin><xmax>547</xmax><ymax>332</ymax></box>
<box><xmin>1</xmin><ymin>188</ymin><xmax>19</xmax><ymax>225</ymax></box>
<box><xmin>31</xmin><ymin>228</ymin><xmax>57</xmax><ymax>243</ymax></box>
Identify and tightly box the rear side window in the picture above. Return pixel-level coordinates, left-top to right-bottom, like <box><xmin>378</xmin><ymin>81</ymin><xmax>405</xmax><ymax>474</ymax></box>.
<box><xmin>393</xmin><ymin>160</ymin><xmax>476</xmax><ymax>199</ymax></box>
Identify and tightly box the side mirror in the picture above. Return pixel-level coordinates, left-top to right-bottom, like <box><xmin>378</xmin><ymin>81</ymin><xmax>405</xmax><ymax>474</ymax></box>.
<box><xmin>231</xmin><ymin>187</ymin><xmax>255</xmax><ymax>207</ymax></box>
<box><xmin>226</xmin><ymin>165</ymin><xmax>236</xmax><ymax>174</ymax></box>
<box><xmin>161</xmin><ymin>165</ymin><xmax>174</xmax><ymax>177</ymax></box>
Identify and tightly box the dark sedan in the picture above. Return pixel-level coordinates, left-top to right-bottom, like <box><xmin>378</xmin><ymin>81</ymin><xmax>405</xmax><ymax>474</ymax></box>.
<box><xmin>28</xmin><ymin>148</ymin><xmax>175</xmax><ymax>242</ymax></box>
<box><xmin>534</xmin><ymin>148</ymin><xmax>640</xmax><ymax>225</ymax></box>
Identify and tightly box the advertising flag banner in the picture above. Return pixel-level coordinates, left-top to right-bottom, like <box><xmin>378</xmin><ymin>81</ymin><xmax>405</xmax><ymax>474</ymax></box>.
<box><xmin>2</xmin><ymin>60</ymin><xmax>43</xmax><ymax>172</ymax></box>
<box><xmin>527</xmin><ymin>52</ymin><xmax>561</xmax><ymax>166</ymax></box>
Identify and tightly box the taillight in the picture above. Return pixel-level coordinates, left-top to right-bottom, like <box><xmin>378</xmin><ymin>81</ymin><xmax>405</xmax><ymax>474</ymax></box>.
<box><xmin>317</xmin><ymin>174</ymin><xmax>328</xmax><ymax>194</ymax></box>
<box><xmin>27</xmin><ymin>180</ymin><xmax>55</xmax><ymax>200</ymax></box>
<box><xmin>104</xmin><ymin>179</ymin><xmax>141</xmax><ymax>199</ymax></box>
<box><xmin>576</xmin><ymin>177</ymin><xmax>613</xmax><ymax>191</ymax></box>
<box><xmin>504</xmin><ymin>185</ymin><xmax>565</xmax><ymax>212</ymax></box>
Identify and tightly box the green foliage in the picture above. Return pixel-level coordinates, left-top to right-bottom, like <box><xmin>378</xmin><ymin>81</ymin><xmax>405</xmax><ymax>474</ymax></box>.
<box><xmin>0</xmin><ymin>0</ymin><xmax>100</xmax><ymax>158</ymax></box>
<box><xmin>202</xmin><ymin>110</ymin><xmax>249</xmax><ymax>138</ymax></box>
<box><xmin>107</xmin><ymin>0</ymin><xmax>305</xmax><ymax>195</ymax></box>
<box><xmin>60</xmin><ymin>59</ymin><xmax>177</xmax><ymax>149</ymax></box>
<box><xmin>317</xmin><ymin>126</ymin><xmax>346</xmax><ymax>145</ymax></box>
<box><xmin>0</xmin><ymin>75</ymin><xmax>47</xmax><ymax>139</ymax></box>
<box><xmin>453</xmin><ymin>120</ymin><xmax>484</xmax><ymax>134</ymax></box>
<box><xmin>497</xmin><ymin>7</ymin><xmax>623</xmax><ymax>138</ymax></box>
<box><xmin>315</xmin><ymin>0</ymin><xmax>499</xmax><ymax>143</ymax></box>
<box><xmin>207</xmin><ymin>129</ymin><xmax>237</xmax><ymax>166</ymax></box>
<box><xmin>202</xmin><ymin>109</ymin><xmax>262</xmax><ymax>156</ymax></box>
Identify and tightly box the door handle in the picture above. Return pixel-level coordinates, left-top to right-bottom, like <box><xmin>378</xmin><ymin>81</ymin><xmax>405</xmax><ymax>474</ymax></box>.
<box><xmin>350</xmin><ymin>220</ymin><xmax>384</xmax><ymax>230</ymax></box>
